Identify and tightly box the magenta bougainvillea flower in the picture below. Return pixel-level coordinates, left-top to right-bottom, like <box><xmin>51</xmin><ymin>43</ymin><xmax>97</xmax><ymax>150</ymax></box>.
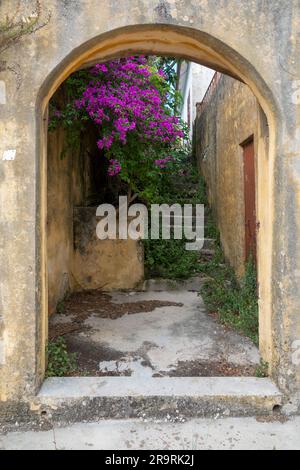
<box><xmin>108</xmin><ymin>159</ymin><xmax>121</xmax><ymax>176</ymax></box>
<box><xmin>74</xmin><ymin>57</ymin><xmax>184</xmax><ymax>157</ymax></box>
<box><xmin>154</xmin><ymin>156</ymin><xmax>173</xmax><ymax>168</ymax></box>
<box><xmin>50</xmin><ymin>56</ymin><xmax>187</xmax><ymax>201</ymax></box>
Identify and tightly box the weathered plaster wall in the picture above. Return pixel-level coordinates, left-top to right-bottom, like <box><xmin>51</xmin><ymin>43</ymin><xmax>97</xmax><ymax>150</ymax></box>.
<box><xmin>73</xmin><ymin>208</ymin><xmax>144</xmax><ymax>291</ymax></box>
<box><xmin>47</xmin><ymin>116</ymin><xmax>73</xmax><ymax>316</ymax></box>
<box><xmin>0</xmin><ymin>0</ymin><xmax>299</xmax><ymax>405</ymax></box>
<box><xmin>47</xmin><ymin>86</ymin><xmax>85</xmax><ymax>316</ymax></box>
<box><xmin>195</xmin><ymin>75</ymin><xmax>259</xmax><ymax>277</ymax></box>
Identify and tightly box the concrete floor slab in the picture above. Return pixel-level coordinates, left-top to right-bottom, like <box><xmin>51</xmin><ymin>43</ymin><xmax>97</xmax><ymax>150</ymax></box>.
<box><xmin>50</xmin><ymin>289</ymin><xmax>260</xmax><ymax>377</ymax></box>
<box><xmin>1</xmin><ymin>417</ymin><xmax>300</xmax><ymax>450</ymax></box>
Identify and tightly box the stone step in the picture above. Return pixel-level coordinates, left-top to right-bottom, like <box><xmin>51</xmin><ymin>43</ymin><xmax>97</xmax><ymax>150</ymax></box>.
<box><xmin>33</xmin><ymin>377</ymin><xmax>283</xmax><ymax>423</ymax></box>
<box><xmin>151</xmin><ymin>214</ymin><xmax>212</xmax><ymax>226</ymax></box>
<box><xmin>140</xmin><ymin>275</ymin><xmax>206</xmax><ymax>292</ymax></box>
<box><xmin>200</xmin><ymin>248</ymin><xmax>215</xmax><ymax>257</ymax></box>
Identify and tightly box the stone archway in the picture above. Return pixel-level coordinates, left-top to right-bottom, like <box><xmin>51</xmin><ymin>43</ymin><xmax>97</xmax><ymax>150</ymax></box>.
<box><xmin>0</xmin><ymin>1</ymin><xmax>299</xmax><ymax>409</ymax></box>
<box><xmin>37</xmin><ymin>25</ymin><xmax>276</xmax><ymax>389</ymax></box>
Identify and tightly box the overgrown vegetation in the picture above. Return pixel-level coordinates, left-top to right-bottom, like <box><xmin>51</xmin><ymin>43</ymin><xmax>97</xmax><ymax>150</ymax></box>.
<box><xmin>144</xmin><ymin>238</ymin><xmax>200</xmax><ymax>279</ymax></box>
<box><xmin>144</xmin><ymin>162</ymin><xmax>217</xmax><ymax>279</ymax></box>
<box><xmin>198</xmin><ymin>248</ymin><xmax>259</xmax><ymax>345</ymax></box>
<box><xmin>255</xmin><ymin>359</ymin><xmax>269</xmax><ymax>378</ymax></box>
<box><xmin>46</xmin><ymin>337</ymin><xmax>77</xmax><ymax>378</ymax></box>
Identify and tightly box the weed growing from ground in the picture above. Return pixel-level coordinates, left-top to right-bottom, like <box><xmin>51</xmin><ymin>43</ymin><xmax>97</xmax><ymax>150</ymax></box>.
<box><xmin>255</xmin><ymin>359</ymin><xmax>269</xmax><ymax>377</ymax></box>
<box><xmin>199</xmin><ymin>250</ymin><xmax>259</xmax><ymax>345</ymax></box>
<box><xmin>45</xmin><ymin>336</ymin><xmax>77</xmax><ymax>377</ymax></box>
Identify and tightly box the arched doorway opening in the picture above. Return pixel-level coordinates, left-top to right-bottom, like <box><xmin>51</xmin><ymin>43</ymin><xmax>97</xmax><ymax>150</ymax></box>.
<box><xmin>36</xmin><ymin>24</ymin><xmax>276</xmax><ymax>388</ymax></box>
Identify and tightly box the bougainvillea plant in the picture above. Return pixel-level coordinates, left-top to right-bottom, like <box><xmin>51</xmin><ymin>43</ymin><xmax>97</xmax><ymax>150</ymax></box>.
<box><xmin>49</xmin><ymin>56</ymin><xmax>189</xmax><ymax>203</ymax></box>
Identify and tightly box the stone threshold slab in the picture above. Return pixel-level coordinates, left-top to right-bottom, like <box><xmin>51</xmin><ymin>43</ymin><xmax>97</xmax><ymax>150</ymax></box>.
<box><xmin>31</xmin><ymin>377</ymin><xmax>283</xmax><ymax>421</ymax></box>
<box><xmin>38</xmin><ymin>376</ymin><xmax>282</xmax><ymax>399</ymax></box>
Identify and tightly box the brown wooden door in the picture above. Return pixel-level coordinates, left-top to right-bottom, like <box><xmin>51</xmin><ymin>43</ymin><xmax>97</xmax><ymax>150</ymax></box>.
<box><xmin>242</xmin><ymin>137</ymin><xmax>256</xmax><ymax>262</ymax></box>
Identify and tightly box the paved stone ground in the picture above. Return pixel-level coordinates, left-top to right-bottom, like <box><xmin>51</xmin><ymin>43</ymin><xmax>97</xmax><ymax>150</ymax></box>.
<box><xmin>1</xmin><ymin>417</ymin><xmax>300</xmax><ymax>450</ymax></box>
<box><xmin>49</xmin><ymin>287</ymin><xmax>260</xmax><ymax>377</ymax></box>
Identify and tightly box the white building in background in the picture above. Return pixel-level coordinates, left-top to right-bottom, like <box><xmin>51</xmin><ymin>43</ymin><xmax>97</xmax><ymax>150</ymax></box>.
<box><xmin>179</xmin><ymin>62</ymin><xmax>215</xmax><ymax>137</ymax></box>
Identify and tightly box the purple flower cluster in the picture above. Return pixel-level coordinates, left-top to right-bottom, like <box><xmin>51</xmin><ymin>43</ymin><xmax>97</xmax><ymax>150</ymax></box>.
<box><xmin>108</xmin><ymin>159</ymin><xmax>121</xmax><ymax>176</ymax></box>
<box><xmin>154</xmin><ymin>155</ymin><xmax>173</xmax><ymax>168</ymax></box>
<box><xmin>74</xmin><ymin>57</ymin><xmax>184</xmax><ymax>161</ymax></box>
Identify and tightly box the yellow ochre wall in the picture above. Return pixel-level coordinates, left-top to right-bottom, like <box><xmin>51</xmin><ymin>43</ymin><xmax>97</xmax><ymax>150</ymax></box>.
<box><xmin>194</xmin><ymin>74</ymin><xmax>260</xmax><ymax>277</ymax></box>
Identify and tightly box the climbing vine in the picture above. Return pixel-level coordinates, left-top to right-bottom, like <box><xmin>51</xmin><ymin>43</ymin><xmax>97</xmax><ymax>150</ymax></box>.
<box><xmin>49</xmin><ymin>56</ymin><xmax>189</xmax><ymax>204</ymax></box>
